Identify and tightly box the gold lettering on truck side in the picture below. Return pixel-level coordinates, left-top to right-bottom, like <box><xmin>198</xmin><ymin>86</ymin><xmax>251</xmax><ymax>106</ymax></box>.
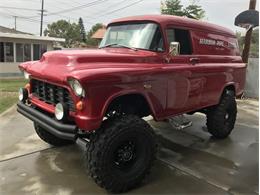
<box><xmin>199</xmin><ymin>38</ymin><xmax>236</xmax><ymax>48</ymax></box>
<box><xmin>199</xmin><ymin>38</ymin><xmax>216</xmax><ymax>46</ymax></box>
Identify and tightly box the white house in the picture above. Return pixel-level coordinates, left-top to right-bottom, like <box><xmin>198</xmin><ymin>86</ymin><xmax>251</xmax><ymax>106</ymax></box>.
<box><xmin>0</xmin><ymin>26</ymin><xmax>65</xmax><ymax>77</ymax></box>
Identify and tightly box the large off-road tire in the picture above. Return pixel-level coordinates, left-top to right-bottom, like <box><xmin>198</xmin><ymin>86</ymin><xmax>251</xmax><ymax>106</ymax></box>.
<box><xmin>34</xmin><ymin>123</ymin><xmax>73</xmax><ymax>146</ymax></box>
<box><xmin>86</xmin><ymin>115</ymin><xmax>157</xmax><ymax>193</ymax></box>
<box><xmin>206</xmin><ymin>90</ymin><xmax>237</xmax><ymax>139</ymax></box>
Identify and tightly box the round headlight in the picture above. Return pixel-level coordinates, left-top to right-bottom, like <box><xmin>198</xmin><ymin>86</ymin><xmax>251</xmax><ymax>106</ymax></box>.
<box><xmin>55</xmin><ymin>103</ymin><xmax>64</xmax><ymax>121</ymax></box>
<box><xmin>69</xmin><ymin>79</ymin><xmax>85</xmax><ymax>97</ymax></box>
<box><xmin>23</xmin><ymin>71</ymin><xmax>30</xmax><ymax>80</ymax></box>
<box><xmin>18</xmin><ymin>88</ymin><xmax>28</xmax><ymax>103</ymax></box>
<box><xmin>73</xmin><ymin>80</ymin><xmax>84</xmax><ymax>96</ymax></box>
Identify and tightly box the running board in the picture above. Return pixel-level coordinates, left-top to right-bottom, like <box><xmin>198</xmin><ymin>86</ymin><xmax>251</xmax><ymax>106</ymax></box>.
<box><xmin>168</xmin><ymin>115</ymin><xmax>192</xmax><ymax>130</ymax></box>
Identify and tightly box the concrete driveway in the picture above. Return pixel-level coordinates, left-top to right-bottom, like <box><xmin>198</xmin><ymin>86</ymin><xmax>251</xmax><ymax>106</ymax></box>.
<box><xmin>0</xmin><ymin>99</ymin><xmax>258</xmax><ymax>194</ymax></box>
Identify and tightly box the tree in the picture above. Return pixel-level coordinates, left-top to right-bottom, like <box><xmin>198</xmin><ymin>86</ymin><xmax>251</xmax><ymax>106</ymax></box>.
<box><xmin>78</xmin><ymin>17</ymin><xmax>86</xmax><ymax>43</ymax></box>
<box><xmin>183</xmin><ymin>4</ymin><xmax>205</xmax><ymax>19</ymax></box>
<box><xmin>161</xmin><ymin>0</ymin><xmax>183</xmax><ymax>16</ymax></box>
<box><xmin>161</xmin><ymin>0</ymin><xmax>205</xmax><ymax>20</ymax></box>
<box><xmin>250</xmin><ymin>29</ymin><xmax>259</xmax><ymax>58</ymax></box>
<box><xmin>236</xmin><ymin>29</ymin><xmax>259</xmax><ymax>58</ymax></box>
<box><xmin>236</xmin><ymin>31</ymin><xmax>243</xmax><ymax>51</ymax></box>
<box><xmin>86</xmin><ymin>23</ymin><xmax>104</xmax><ymax>46</ymax></box>
<box><xmin>44</xmin><ymin>20</ymin><xmax>81</xmax><ymax>48</ymax></box>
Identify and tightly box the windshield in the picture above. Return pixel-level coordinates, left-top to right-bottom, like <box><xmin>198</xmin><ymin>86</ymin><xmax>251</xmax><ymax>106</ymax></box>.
<box><xmin>99</xmin><ymin>23</ymin><xmax>164</xmax><ymax>52</ymax></box>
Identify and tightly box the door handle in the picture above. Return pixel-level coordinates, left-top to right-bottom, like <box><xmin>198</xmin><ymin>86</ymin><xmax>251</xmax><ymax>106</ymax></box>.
<box><xmin>189</xmin><ymin>58</ymin><xmax>200</xmax><ymax>65</ymax></box>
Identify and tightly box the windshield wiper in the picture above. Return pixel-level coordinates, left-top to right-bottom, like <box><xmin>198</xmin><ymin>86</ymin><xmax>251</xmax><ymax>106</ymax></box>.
<box><xmin>99</xmin><ymin>43</ymin><xmax>138</xmax><ymax>51</ymax></box>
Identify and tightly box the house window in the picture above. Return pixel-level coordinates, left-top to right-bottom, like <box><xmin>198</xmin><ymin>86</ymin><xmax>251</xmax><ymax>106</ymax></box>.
<box><xmin>0</xmin><ymin>42</ymin><xmax>4</xmax><ymax>62</ymax></box>
<box><xmin>33</xmin><ymin>44</ymin><xmax>47</xmax><ymax>60</ymax></box>
<box><xmin>166</xmin><ymin>28</ymin><xmax>192</xmax><ymax>55</ymax></box>
<box><xmin>33</xmin><ymin>44</ymin><xmax>40</xmax><ymax>60</ymax></box>
<box><xmin>24</xmin><ymin>44</ymin><xmax>31</xmax><ymax>61</ymax></box>
<box><xmin>4</xmin><ymin>42</ymin><xmax>14</xmax><ymax>62</ymax></box>
<box><xmin>16</xmin><ymin>43</ymin><xmax>32</xmax><ymax>62</ymax></box>
<box><xmin>16</xmin><ymin>43</ymin><xmax>24</xmax><ymax>62</ymax></box>
<box><xmin>40</xmin><ymin>44</ymin><xmax>47</xmax><ymax>56</ymax></box>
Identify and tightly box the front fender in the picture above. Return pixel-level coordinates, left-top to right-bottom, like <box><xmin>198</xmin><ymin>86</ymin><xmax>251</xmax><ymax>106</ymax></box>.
<box><xmin>100</xmin><ymin>90</ymin><xmax>157</xmax><ymax>119</ymax></box>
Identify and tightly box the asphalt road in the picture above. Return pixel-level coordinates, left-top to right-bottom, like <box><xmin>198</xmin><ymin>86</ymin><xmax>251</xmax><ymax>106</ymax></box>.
<box><xmin>0</xmin><ymin>99</ymin><xmax>258</xmax><ymax>194</ymax></box>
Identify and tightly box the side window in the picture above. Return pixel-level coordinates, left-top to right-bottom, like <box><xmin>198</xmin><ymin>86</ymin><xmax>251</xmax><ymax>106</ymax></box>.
<box><xmin>40</xmin><ymin>44</ymin><xmax>47</xmax><ymax>56</ymax></box>
<box><xmin>16</xmin><ymin>43</ymin><xmax>32</xmax><ymax>62</ymax></box>
<box><xmin>33</xmin><ymin>44</ymin><xmax>40</xmax><ymax>60</ymax></box>
<box><xmin>33</xmin><ymin>44</ymin><xmax>47</xmax><ymax>61</ymax></box>
<box><xmin>166</xmin><ymin>28</ymin><xmax>192</xmax><ymax>55</ymax></box>
<box><xmin>4</xmin><ymin>42</ymin><xmax>14</xmax><ymax>62</ymax></box>
<box><xmin>0</xmin><ymin>42</ymin><xmax>4</xmax><ymax>62</ymax></box>
<box><xmin>24</xmin><ymin>44</ymin><xmax>31</xmax><ymax>61</ymax></box>
<box><xmin>16</xmin><ymin>43</ymin><xmax>24</xmax><ymax>62</ymax></box>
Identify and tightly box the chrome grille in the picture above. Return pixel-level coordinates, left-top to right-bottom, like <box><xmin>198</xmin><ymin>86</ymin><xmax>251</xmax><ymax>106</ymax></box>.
<box><xmin>31</xmin><ymin>79</ymin><xmax>75</xmax><ymax>111</ymax></box>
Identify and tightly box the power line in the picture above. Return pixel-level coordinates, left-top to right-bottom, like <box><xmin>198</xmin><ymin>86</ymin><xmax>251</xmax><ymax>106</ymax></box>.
<box><xmin>0</xmin><ymin>0</ymin><xmax>145</xmax><ymax>33</ymax></box>
<box><xmin>52</xmin><ymin>13</ymin><xmax>94</xmax><ymax>24</ymax></box>
<box><xmin>4</xmin><ymin>0</ymin><xmax>39</xmax><ymax>2</ymax></box>
<box><xmin>0</xmin><ymin>5</ymin><xmax>42</xmax><ymax>11</ymax></box>
<box><xmin>0</xmin><ymin>1</ymin><xmax>47</xmax><ymax>35</ymax></box>
<box><xmin>80</xmin><ymin>0</ymin><xmax>126</xmax><ymax>20</ymax></box>
<box><xmin>43</xmin><ymin>0</ymin><xmax>143</xmax><ymax>25</ymax></box>
<box><xmin>27</xmin><ymin>0</ymin><xmax>108</xmax><ymax>18</ymax></box>
<box><xmin>102</xmin><ymin>0</ymin><xmax>144</xmax><ymax>16</ymax></box>
<box><xmin>50</xmin><ymin>0</ymin><xmax>84</xmax><ymax>8</ymax></box>
<box><xmin>80</xmin><ymin>0</ymin><xmax>145</xmax><ymax>28</ymax></box>
<box><xmin>15</xmin><ymin>0</ymin><xmax>93</xmax><ymax>23</ymax></box>
<box><xmin>0</xmin><ymin>12</ymin><xmax>49</xmax><ymax>24</ymax></box>
<box><xmin>89</xmin><ymin>0</ymin><xmax>144</xmax><ymax>20</ymax></box>
<box><xmin>48</xmin><ymin>0</ymin><xmax>107</xmax><ymax>15</ymax></box>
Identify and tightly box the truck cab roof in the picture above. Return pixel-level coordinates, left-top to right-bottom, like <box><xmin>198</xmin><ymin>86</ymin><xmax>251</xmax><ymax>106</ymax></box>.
<box><xmin>110</xmin><ymin>15</ymin><xmax>236</xmax><ymax>37</ymax></box>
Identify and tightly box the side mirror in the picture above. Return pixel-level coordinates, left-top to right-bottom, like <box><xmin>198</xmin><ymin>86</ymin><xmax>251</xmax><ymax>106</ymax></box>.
<box><xmin>169</xmin><ymin>42</ymin><xmax>180</xmax><ymax>56</ymax></box>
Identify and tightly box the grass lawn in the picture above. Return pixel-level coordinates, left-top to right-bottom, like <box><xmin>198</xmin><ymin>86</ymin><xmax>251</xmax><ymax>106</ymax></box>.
<box><xmin>0</xmin><ymin>79</ymin><xmax>27</xmax><ymax>114</ymax></box>
<box><xmin>0</xmin><ymin>95</ymin><xmax>19</xmax><ymax>114</ymax></box>
<box><xmin>0</xmin><ymin>79</ymin><xmax>27</xmax><ymax>92</ymax></box>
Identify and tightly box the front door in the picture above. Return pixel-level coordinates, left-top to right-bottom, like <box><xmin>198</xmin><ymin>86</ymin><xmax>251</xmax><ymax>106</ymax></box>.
<box><xmin>165</xmin><ymin>28</ymin><xmax>205</xmax><ymax>115</ymax></box>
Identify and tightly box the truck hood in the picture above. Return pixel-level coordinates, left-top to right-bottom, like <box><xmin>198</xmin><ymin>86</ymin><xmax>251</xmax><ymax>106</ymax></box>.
<box><xmin>20</xmin><ymin>48</ymin><xmax>163</xmax><ymax>84</ymax></box>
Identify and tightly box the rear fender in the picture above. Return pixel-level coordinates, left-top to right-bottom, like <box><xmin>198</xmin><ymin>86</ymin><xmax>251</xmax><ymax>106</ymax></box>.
<box><xmin>218</xmin><ymin>82</ymin><xmax>236</xmax><ymax>102</ymax></box>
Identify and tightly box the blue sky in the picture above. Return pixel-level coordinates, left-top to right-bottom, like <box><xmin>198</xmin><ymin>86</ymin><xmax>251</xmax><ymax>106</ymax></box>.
<box><xmin>0</xmin><ymin>0</ymin><xmax>258</xmax><ymax>35</ymax></box>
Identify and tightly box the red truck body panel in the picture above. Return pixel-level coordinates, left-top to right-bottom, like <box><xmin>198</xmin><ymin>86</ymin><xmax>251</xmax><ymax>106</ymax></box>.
<box><xmin>19</xmin><ymin>15</ymin><xmax>246</xmax><ymax>132</ymax></box>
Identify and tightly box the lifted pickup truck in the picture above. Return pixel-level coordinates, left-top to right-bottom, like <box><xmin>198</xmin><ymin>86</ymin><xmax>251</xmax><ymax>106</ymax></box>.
<box><xmin>17</xmin><ymin>15</ymin><xmax>246</xmax><ymax>193</ymax></box>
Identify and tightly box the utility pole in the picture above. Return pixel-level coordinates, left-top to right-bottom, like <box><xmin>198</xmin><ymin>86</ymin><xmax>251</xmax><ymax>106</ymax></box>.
<box><xmin>14</xmin><ymin>16</ymin><xmax>17</xmax><ymax>30</ymax></box>
<box><xmin>242</xmin><ymin>0</ymin><xmax>257</xmax><ymax>63</ymax></box>
<box><xmin>40</xmin><ymin>0</ymin><xmax>44</xmax><ymax>36</ymax></box>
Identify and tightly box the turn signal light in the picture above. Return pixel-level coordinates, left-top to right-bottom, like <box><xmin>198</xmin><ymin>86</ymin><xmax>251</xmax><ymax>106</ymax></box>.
<box><xmin>76</xmin><ymin>101</ymin><xmax>84</xmax><ymax>111</ymax></box>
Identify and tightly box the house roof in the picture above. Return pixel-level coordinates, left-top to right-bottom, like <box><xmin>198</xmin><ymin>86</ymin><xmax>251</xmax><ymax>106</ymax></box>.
<box><xmin>91</xmin><ymin>27</ymin><xmax>106</xmax><ymax>39</ymax></box>
<box><xmin>0</xmin><ymin>32</ymin><xmax>65</xmax><ymax>42</ymax></box>
<box><xmin>0</xmin><ymin>25</ymin><xmax>65</xmax><ymax>42</ymax></box>
<box><xmin>110</xmin><ymin>15</ymin><xmax>236</xmax><ymax>37</ymax></box>
<box><xmin>0</xmin><ymin>25</ymin><xmax>31</xmax><ymax>35</ymax></box>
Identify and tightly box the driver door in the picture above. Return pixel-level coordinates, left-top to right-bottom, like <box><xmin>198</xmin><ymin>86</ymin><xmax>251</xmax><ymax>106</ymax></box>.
<box><xmin>165</xmin><ymin>27</ymin><xmax>205</xmax><ymax>115</ymax></box>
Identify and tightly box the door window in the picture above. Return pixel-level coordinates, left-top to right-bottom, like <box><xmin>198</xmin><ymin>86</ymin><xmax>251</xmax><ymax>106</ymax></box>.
<box><xmin>166</xmin><ymin>28</ymin><xmax>192</xmax><ymax>55</ymax></box>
